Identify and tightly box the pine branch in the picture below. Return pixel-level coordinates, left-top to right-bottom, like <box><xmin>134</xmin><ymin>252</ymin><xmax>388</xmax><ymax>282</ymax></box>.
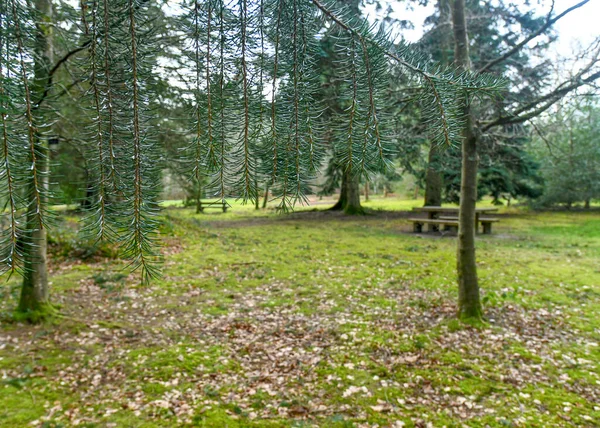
<box><xmin>11</xmin><ymin>0</ymin><xmax>43</xmax><ymax>230</ymax></box>
<box><xmin>0</xmin><ymin>5</ymin><xmax>20</xmax><ymax>273</ymax></box>
<box><xmin>102</xmin><ymin>0</ymin><xmax>118</xmax><ymax>192</ymax></box>
<box><xmin>88</xmin><ymin>0</ymin><xmax>109</xmax><ymax>241</ymax></box>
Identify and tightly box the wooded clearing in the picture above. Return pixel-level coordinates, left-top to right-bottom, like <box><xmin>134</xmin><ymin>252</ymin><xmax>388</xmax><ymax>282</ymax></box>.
<box><xmin>1</xmin><ymin>199</ymin><xmax>598</xmax><ymax>427</ymax></box>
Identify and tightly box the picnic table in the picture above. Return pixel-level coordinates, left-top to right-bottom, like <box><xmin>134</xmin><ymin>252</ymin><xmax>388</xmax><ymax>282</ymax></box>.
<box><xmin>409</xmin><ymin>206</ymin><xmax>499</xmax><ymax>234</ymax></box>
<box><xmin>197</xmin><ymin>199</ymin><xmax>229</xmax><ymax>213</ymax></box>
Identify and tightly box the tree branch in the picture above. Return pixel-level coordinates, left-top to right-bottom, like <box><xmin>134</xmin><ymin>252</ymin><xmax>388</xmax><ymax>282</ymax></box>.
<box><xmin>482</xmin><ymin>70</ymin><xmax>600</xmax><ymax>131</ymax></box>
<box><xmin>477</xmin><ymin>0</ymin><xmax>590</xmax><ymax>74</ymax></box>
<box><xmin>33</xmin><ymin>41</ymin><xmax>91</xmax><ymax>109</ymax></box>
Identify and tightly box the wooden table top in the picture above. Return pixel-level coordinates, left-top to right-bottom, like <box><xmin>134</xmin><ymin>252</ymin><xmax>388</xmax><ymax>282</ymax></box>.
<box><xmin>412</xmin><ymin>206</ymin><xmax>498</xmax><ymax>212</ymax></box>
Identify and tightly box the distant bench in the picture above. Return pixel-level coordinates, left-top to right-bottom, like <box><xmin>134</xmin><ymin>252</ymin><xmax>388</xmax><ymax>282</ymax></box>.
<box><xmin>198</xmin><ymin>200</ymin><xmax>228</xmax><ymax>213</ymax></box>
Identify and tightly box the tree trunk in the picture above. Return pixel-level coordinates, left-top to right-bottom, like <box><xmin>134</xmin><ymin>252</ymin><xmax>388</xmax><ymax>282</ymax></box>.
<box><xmin>330</xmin><ymin>169</ymin><xmax>364</xmax><ymax>214</ymax></box>
<box><xmin>81</xmin><ymin>180</ymin><xmax>95</xmax><ymax>210</ymax></box>
<box><xmin>18</xmin><ymin>144</ymin><xmax>50</xmax><ymax>318</ymax></box>
<box><xmin>424</xmin><ymin>0</ymin><xmax>450</xmax><ymax>207</ymax></box>
<box><xmin>584</xmin><ymin>198</ymin><xmax>590</xmax><ymax>209</ymax></box>
<box><xmin>452</xmin><ymin>0</ymin><xmax>482</xmax><ymax>320</ymax></box>
<box><xmin>424</xmin><ymin>144</ymin><xmax>443</xmax><ymax>206</ymax></box>
<box><xmin>254</xmin><ymin>179</ymin><xmax>259</xmax><ymax>210</ymax></box>
<box><xmin>364</xmin><ymin>181</ymin><xmax>369</xmax><ymax>201</ymax></box>
<box><xmin>18</xmin><ymin>0</ymin><xmax>53</xmax><ymax>320</ymax></box>
<box><xmin>262</xmin><ymin>182</ymin><xmax>269</xmax><ymax>208</ymax></box>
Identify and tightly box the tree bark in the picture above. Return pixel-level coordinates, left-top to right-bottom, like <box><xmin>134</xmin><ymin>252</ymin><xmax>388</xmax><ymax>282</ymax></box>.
<box><xmin>364</xmin><ymin>181</ymin><xmax>369</xmax><ymax>201</ymax></box>
<box><xmin>254</xmin><ymin>179</ymin><xmax>259</xmax><ymax>210</ymax></box>
<box><xmin>423</xmin><ymin>0</ymin><xmax>450</xmax><ymax>207</ymax></box>
<box><xmin>18</xmin><ymin>0</ymin><xmax>54</xmax><ymax>319</ymax></box>
<box><xmin>330</xmin><ymin>169</ymin><xmax>364</xmax><ymax>214</ymax></box>
<box><xmin>424</xmin><ymin>144</ymin><xmax>443</xmax><ymax>206</ymax></box>
<box><xmin>452</xmin><ymin>0</ymin><xmax>482</xmax><ymax>320</ymax></box>
<box><xmin>262</xmin><ymin>183</ymin><xmax>269</xmax><ymax>209</ymax></box>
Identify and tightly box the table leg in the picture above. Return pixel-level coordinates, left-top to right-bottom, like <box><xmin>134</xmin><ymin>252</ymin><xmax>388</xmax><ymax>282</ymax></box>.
<box><xmin>429</xmin><ymin>211</ymin><xmax>439</xmax><ymax>232</ymax></box>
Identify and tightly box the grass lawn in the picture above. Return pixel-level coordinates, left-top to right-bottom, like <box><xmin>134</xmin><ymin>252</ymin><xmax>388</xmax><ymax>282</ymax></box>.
<box><xmin>1</xmin><ymin>197</ymin><xmax>599</xmax><ymax>427</ymax></box>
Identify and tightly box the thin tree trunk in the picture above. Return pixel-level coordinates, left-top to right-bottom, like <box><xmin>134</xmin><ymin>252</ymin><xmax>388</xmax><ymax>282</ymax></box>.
<box><xmin>254</xmin><ymin>179</ymin><xmax>259</xmax><ymax>210</ymax></box>
<box><xmin>195</xmin><ymin>188</ymin><xmax>201</xmax><ymax>214</ymax></box>
<box><xmin>452</xmin><ymin>0</ymin><xmax>482</xmax><ymax>320</ymax></box>
<box><xmin>364</xmin><ymin>181</ymin><xmax>369</xmax><ymax>201</ymax></box>
<box><xmin>584</xmin><ymin>198</ymin><xmax>590</xmax><ymax>209</ymax></box>
<box><xmin>262</xmin><ymin>183</ymin><xmax>269</xmax><ymax>208</ymax></box>
<box><xmin>18</xmin><ymin>0</ymin><xmax>54</xmax><ymax>319</ymax></box>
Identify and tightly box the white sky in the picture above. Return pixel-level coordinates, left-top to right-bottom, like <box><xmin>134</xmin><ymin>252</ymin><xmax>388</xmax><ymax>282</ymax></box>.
<box><xmin>365</xmin><ymin>0</ymin><xmax>600</xmax><ymax>59</ymax></box>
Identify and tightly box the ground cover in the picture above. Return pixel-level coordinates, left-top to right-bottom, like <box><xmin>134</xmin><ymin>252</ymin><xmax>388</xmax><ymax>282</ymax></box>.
<box><xmin>1</xmin><ymin>198</ymin><xmax>599</xmax><ymax>427</ymax></box>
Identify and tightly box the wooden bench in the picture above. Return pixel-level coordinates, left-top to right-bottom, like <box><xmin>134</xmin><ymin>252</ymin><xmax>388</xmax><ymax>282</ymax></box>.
<box><xmin>408</xmin><ymin>218</ymin><xmax>459</xmax><ymax>233</ymax></box>
<box><xmin>439</xmin><ymin>216</ymin><xmax>499</xmax><ymax>234</ymax></box>
<box><xmin>198</xmin><ymin>200</ymin><xmax>228</xmax><ymax>213</ymax></box>
<box><xmin>479</xmin><ymin>217</ymin><xmax>499</xmax><ymax>234</ymax></box>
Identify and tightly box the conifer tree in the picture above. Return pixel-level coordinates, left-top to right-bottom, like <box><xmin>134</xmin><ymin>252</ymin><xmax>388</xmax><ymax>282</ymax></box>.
<box><xmin>1</xmin><ymin>0</ymin><xmax>504</xmax><ymax>320</ymax></box>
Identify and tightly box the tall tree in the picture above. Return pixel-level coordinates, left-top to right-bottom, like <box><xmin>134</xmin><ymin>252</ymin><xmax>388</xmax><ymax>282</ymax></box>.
<box><xmin>15</xmin><ymin>0</ymin><xmax>54</xmax><ymax>318</ymax></box>
<box><xmin>532</xmin><ymin>99</ymin><xmax>600</xmax><ymax>208</ymax></box>
<box><xmin>1</xmin><ymin>0</ymin><xmax>501</xmax><ymax>320</ymax></box>
<box><xmin>450</xmin><ymin>0</ymin><xmax>600</xmax><ymax>320</ymax></box>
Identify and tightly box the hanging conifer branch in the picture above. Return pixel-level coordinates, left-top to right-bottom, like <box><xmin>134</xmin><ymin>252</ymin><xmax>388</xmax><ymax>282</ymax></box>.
<box><xmin>87</xmin><ymin>0</ymin><xmax>109</xmax><ymax>241</ymax></box>
<box><xmin>217</xmin><ymin>0</ymin><xmax>227</xmax><ymax>204</ymax></box>
<box><xmin>128</xmin><ymin>0</ymin><xmax>147</xmax><ymax>275</ymax></box>
<box><xmin>347</xmin><ymin>36</ymin><xmax>359</xmax><ymax>175</ymax></box>
<box><xmin>360</xmin><ymin>38</ymin><xmax>384</xmax><ymax>170</ymax></box>
<box><xmin>11</xmin><ymin>0</ymin><xmax>43</xmax><ymax>230</ymax></box>
<box><xmin>237</xmin><ymin>0</ymin><xmax>254</xmax><ymax>201</ymax></box>
<box><xmin>119</xmin><ymin>0</ymin><xmax>161</xmax><ymax>282</ymax></box>
<box><xmin>192</xmin><ymin>0</ymin><xmax>203</xmax><ymax>183</ymax></box>
<box><xmin>291</xmin><ymin>0</ymin><xmax>302</xmax><ymax>201</ymax></box>
<box><xmin>310</xmin><ymin>0</ymin><xmax>502</xmax><ymax>148</ymax></box>
<box><xmin>298</xmin><ymin>5</ymin><xmax>318</xmax><ymax>173</ymax></box>
<box><xmin>0</xmin><ymin>4</ymin><xmax>21</xmax><ymax>274</ymax></box>
<box><xmin>102</xmin><ymin>0</ymin><xmax>118</xmax><ymax>192</ymax></box>
<box><xmin>269</xmin><ymin>0</ymin><xmax>283</xmax><ymax>183</ymax></box>
<box><xmin>204</xmin><ymin>1</ymin><xmax>216</xmax><ymax>168</ymax></box>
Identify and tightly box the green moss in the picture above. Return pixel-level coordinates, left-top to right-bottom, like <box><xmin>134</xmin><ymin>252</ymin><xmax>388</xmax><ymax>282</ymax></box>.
<box><xmin>1</xmin><ymin>199</ymin><xmax>599</xmax><ymax>426</ymax></box>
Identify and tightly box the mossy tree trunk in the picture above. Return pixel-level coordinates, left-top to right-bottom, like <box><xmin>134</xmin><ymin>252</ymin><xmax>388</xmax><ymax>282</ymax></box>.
<box><xmin>18</xmin><ymin>0</ymin><xmax>54</xmax><ymax>320</ymax></box>
<box><xmin>452</xmin><ymin>0</ymin><xmax>482</xmax><ymax>320</ymax></box>
<box><xmin>330</xmin><ymin>169</ymin><xmax>364</xmax><ymax>215</ymax></box>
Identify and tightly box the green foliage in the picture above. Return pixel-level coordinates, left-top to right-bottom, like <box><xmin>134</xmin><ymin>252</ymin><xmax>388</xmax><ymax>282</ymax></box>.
<box><xmin>531</xmin><ymin>100</ymin><xmax>600</xmax><ymax>208</ymax></box>
<box><xmin>0</xmin><ymin>0</ymin><xmax>503</xmax><ymax>282</ymax></box>
<box><xmin>0</xmin><ymin>0</ymin><xmax>51</xmax><ymax>275</ymax></box>
<box><xmin>398</xmin><ymin>0</ymin><xmax>552</xmax><ymax>203</ymax></box>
